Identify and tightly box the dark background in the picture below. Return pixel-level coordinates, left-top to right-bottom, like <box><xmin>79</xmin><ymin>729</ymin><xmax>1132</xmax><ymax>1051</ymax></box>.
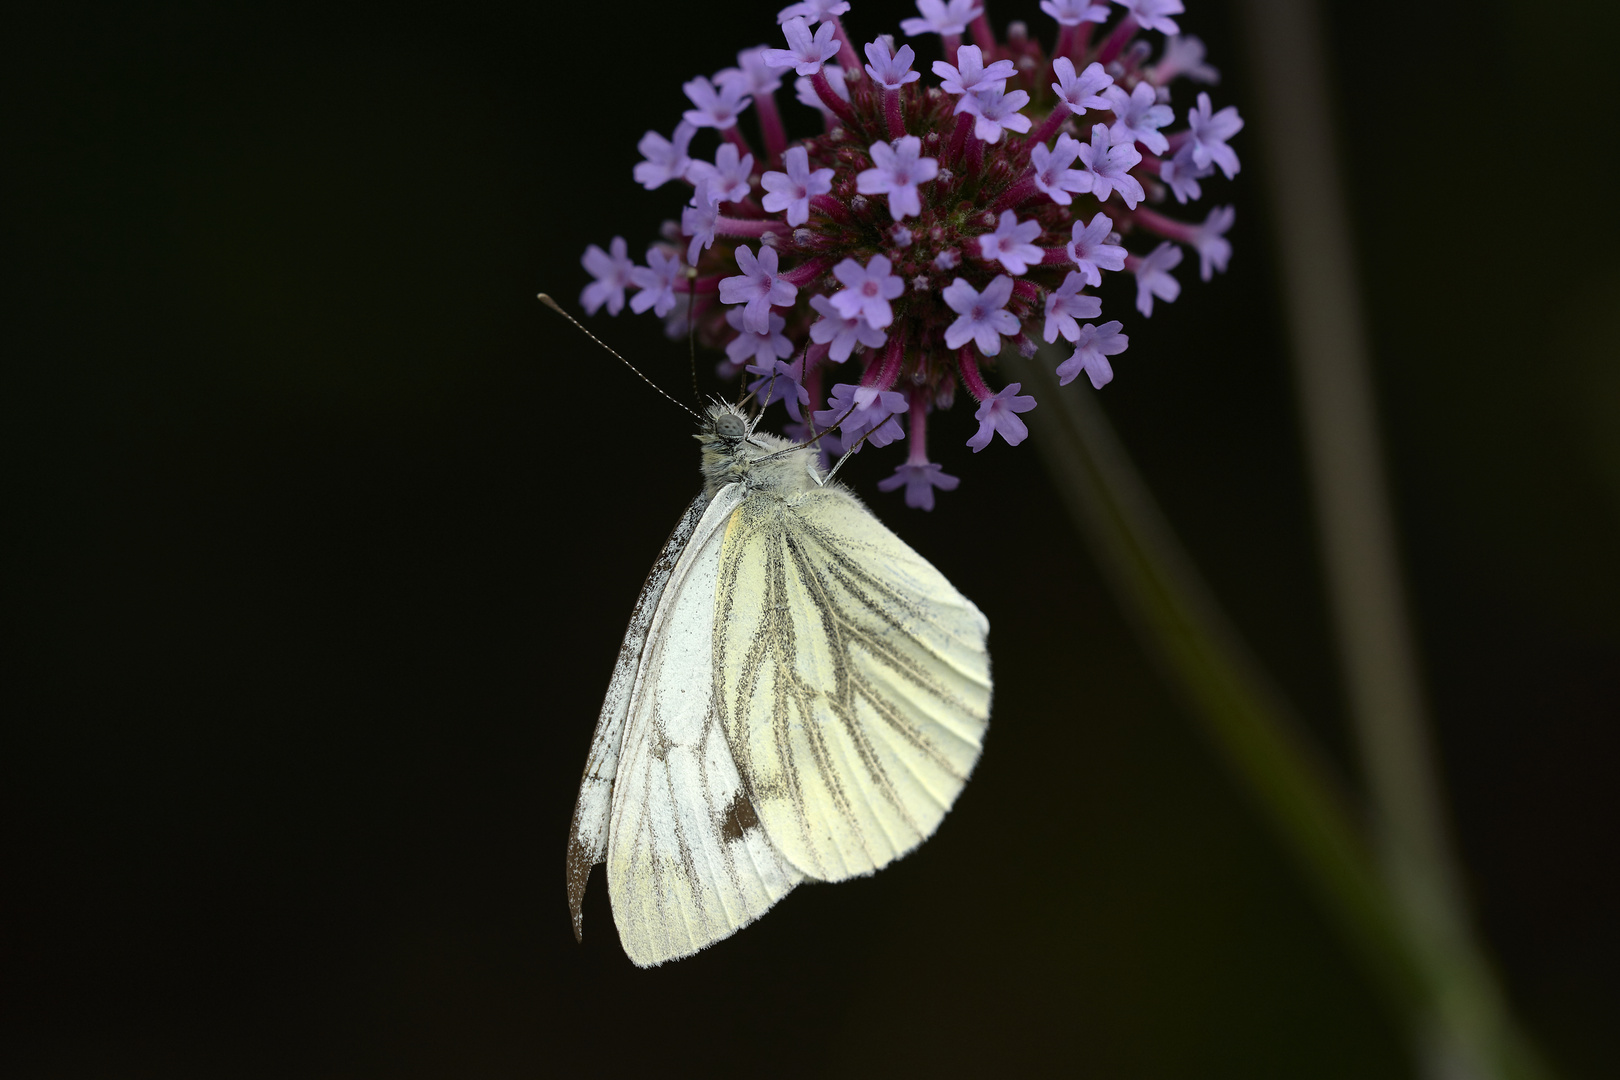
<box><xmin>7</xmin><ymin>0</ymin><xmax>1617</xmax><ymax>1075</ymax></box>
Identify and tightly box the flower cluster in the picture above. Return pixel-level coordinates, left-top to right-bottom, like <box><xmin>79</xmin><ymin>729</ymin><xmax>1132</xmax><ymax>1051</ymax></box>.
<box><xmin>581</xmin><ymin>0</ymin><xmax>1240</xmax><ymax>508</ymax></box>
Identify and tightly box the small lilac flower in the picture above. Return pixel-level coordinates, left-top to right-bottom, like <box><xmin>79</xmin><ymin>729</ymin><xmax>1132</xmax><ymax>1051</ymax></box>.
<box><xmin>1188</xmin><ymin>92</ymin><xmax>1244</xmax><ymax>178</ymax></box>
<box><xmin>1051</xmin><ymin>57</ymin><xmax>1113</xmax><ymax>114</ymax></box>
<box><xmin>809</xmin><ymin>294</ymin><xmax>887</xmax><ymax>361</ymax></box>
<box><xmin>716</xmin><ymin>46</ymin><xmax>787</xmax><ymax>98</ymax></box>
<box><xmin>831</xmin><ymin>254</ymin><xmax>905</xmax><ymax>328</ymax></box>
<box><xmin>943</xmin><ymin>275</ymin><xmax>1019</xmax><ymax>354</ymax></box>
<box><xmin>777</xmin><ymin>0</ymin><xmax>850</xmax><ymax>24</ymax></box>
<box><xmin>632</xmin><ymin>122</ymin><xmax>696</xmax><ymax>190</ymax></box>
<box><xmin>764</xmin><ymin>17</ymin><xmax>840</xmax><ymax>76</ymax></box>
<box><xmin>682</xmin><ymin>76</ymin><xmax>752</xmax><ymax>132</ymax></box>
<box><xmin>746</xmin><ymin>355</ymin><xmax>811</xmax><ymax>421</ymax></box>
<box><xmin>680</xmin><ymin>180</ymin><xmax>722</xmax><ymax>263</ymax></box>
<box><xmin>899</xmin><ymin>0</ymin><xmax>983</xmax><ymax>37</ymax></box>
<box><xmin>1132</xmin><ymin>241</ymin><xmax>1183</xmax><ymax>316</ymax></box>
<box><xmin>1112</xmin><ymin>0</ymin><xmax>1184</xmax><ymax>35</ymax></box>
<box><xmin>1042</xmin><ymin>271</ymin><xmax>1103</xmax><ymax>343</ymax></box>
<box><xmin>864</xmin><ymin>38</ymin><xmax>920</xmax><ymax>89</ymax></box>
<box><xmin>932</xmin><ymin>45</ymin><xmax>1017</xmax><ymax>97</ymax></box>
<box><xmin>1102</xmin><ymin>80</ymin><xmax>1174</xmax><ymax>155</ymax></box>
<box><xmin>1030</xmin><ymin>133</ymin><xmax>1090</xmax><ymax>205</ymax></box>
<box><xmin>629</xmin><ymin>246</ymin><xmax>684</xmax><ymax>317</ymax></box>
<box><xmin>580</xmin><ymin>236</ymin><xmax>634</xmax><ymax>315</ymax></box>
<box><xmin>686</xmin><ymin>143</ymin><xmax>754</xmax><ymax>205</ymax></box>
<box><xmin>933</xmin><ymin>249</ymin><xmax>960</xmax><ymax>270</ymax></box>
<box><xmin>1160</xmin><ymin>141</ymin><xmax>1211</xmax><ymax>203</ymax></box>
<box><xmin>1040</xmin><ymin>0</ymin><xmax>1110</xmax><ymax>26</ymax></box>
<box><xmin>795</xmin><ymin>64</ymin><xmax>850</xmax><ymax>116</ymax></box>
<box><xmin>814</xmin><ymin>384</ymin><xmax>908</xmax><ymax>449</ymax></box>
<box><xmin>856</xmin><ymin>136</ymin><xmax>939</xmax><ymax>219</ymax></box>
<box><xmin>1056</xmin><ymin>320</ymin><xmax>1128</xmax><ymax>388</ymax></box>
<box><xmin>1190</xmin><ymin>205</ymin><xmax>1235</xmax><ymax>281</ymax></box>
<box><xmin>958</xmin><ymin>87</ymin><xmax>1032</xmax><ymax>144</ymax></box>
<box><xmin>1066</xmin><ymin>212</ymin><xmax>1128</xmax><ymax>285</ymax></box>
<box><xmin>966</xmin><ymin>382</ymin><xmax>1036</xmax><ymax>452</ymax></box>
<box><xmin>761</xmin><ymin>145</ymin><xmax>834</xmax><ymax>226</ymax></box>
<box><xmin>724</xmin><ymin>305</ymin><xmax>794</xmax><ymax>366</ymax></box>
<box><xmin>719</xmin><ymin>244</ymin><xmax>799</xmax><ymax>332</ymax></box>
<box><xmin>1077</xmin><ymin>123</ymin><xmax>1145</xmax><ymax>208</ymax></box>
<box><xmin>977</xmin><ymin>210</ymin><xmax>1044</xmax><ymax>275</ymax></box>
<box><xmin>878</xmin><ymin>460</ymin><xmax>960</xmax><ymax>510</ymax></box>
<box><xmin>1153</xmin><ymin>35</ymin><xmax>1218</xmax><ymax>85</ymax></box>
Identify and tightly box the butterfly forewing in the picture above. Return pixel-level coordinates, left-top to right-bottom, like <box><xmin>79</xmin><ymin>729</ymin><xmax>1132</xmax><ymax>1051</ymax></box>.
<box><xmin>714</xmin><ymin>486</ymin><xmax>992</xmax><ymax>882</ymax></box>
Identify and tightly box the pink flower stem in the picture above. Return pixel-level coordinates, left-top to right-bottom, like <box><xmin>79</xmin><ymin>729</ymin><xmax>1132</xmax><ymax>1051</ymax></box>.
<box><xmin>875</xmin><ymin>332</ymin><xmax>906</xmax><ymax>388</ymax></box>
<box><xmin>781</xmin><ymin>255</ymin><xmax>835</xmax><ymax>287</ymax></box>
<box><xmin>1028</xmin><ymin>103</ymin><xmax>1072</xmax><ymax>146</ymax></box>
<box><xmin>805</xmin><ymin>347</ymin><xmax>825</xmax><ymax>417</ymax></box>
<box><xmin>943</xmin><ymin>33</ymin><xmax>961</xmax><ymax>62</ymax></box>
<box><xmin>810</xmin><ymin>193</ymin><xmax>852</xmax><ymax>224</ymax></box>
<box><xmin>1075</xmin><ymin>20</ymin><xmax>1095</xmax><ymax>56</ymax></box>
<box><xmin>905</xmin><ymin>390</ymin><xmax>929</xmax><ymax>464</ymax></box>
<box><xmin>946</xmin><ymin>112</ymin><xmax>973</xmax><ymax>168</ymax></box>
<box><xmin>1041</xmin><ymin>246</ymin><xmax>1071</xmax><ymax>265</ymax></box>
<box><xmin>1054</xmin><ymin>24</ymin><xmax>1077</xmax><ymax>60</ymax></box>
<box><xmin>957</xmin><ymin>348</ymin><xmax>993</xmax><ymax>401</ymax></box>
<box><xmin>715</xmin><ymin>216</ymin><xmax>789</xmax><ymax>239</ymax></box>
<box><xmin>1134</xmin><ymin>152</ymin><xmax>1163</xmax><ymax>175</ymax></box>
<box><xmin>828</xmin><ymin>15</ymin><xmax>862</xmax><ymax>73</ymax></box>
<box><xmin>1165</xmin><ymin>129</ymin><xmax>1191</xmax><ymax>153</ymax></box>
<box><xmin>811</xmin><ymin>70</ymin><xmax>858</xmax><ymax>128</ymax></box>
<box><xmin>723</xmin><ymin>125</ymin><xmax>753</xmax><ymax>157</ymax></box>
<box><xmin>966</xmin><ymin>131</ymin><xmax>985</xmax><ymax>175</ymax></box>
<box><xmin>969</xmin><ymin>13</ymin><xmax>999</xmax><ymax>60</ymax></box>
<box><xmin>755</xmin><ymin>95</ymin><xmax>788</xmax><ymax>162</ymax></box>
<box><xmin>884</xmin><ymin>88</ymin><xmax>905</xmax><ymax>139</ymax></box>
<box><xmin>676</xmin><ymin>274</ymin><xmax>724</xmax><ymax>294</ymax></box>
<box><xmin>1011</xmin><ymin>278</ymin><xmax>1040</xmax><ymax>303</ymax></box>
<box><xmin>1131</xmin><ymin>205</ymin><xmax>1196</xmax><ymax>243</ymax></box>
<box><xmin>1097</xmin><ymin>17</ymin><xmax>1138</xmax><ymax>65</ymax></box>
<box><xmin>994</xmin><ymin>174</ymin><xmax>1040</xmax><ymax>212</ymax></box>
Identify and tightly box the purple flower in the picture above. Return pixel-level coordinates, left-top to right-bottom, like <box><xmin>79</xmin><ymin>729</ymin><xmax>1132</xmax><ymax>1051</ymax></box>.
<box><xmin>878</xmin><ymin>460</ymin><xmax>960</xmax><ymax>510</ymax></box>
<box><xmin>943</xmin><ymin>275</ymin><xmax>1019</xmax><ymax>355</ymax></box>
<box><xmin>718</xmin><ymin>244</ymin><xmax>799</xmax><ymax>332</ymax></box>
<box><xmin>1188</xmin><ymin>204</ymin><xmax>1235</xmax><ymax>281</ymax></box>
<box><xmin>1153</xmin><ymin>35</ymin><xmax>1219</xmax><ymax>85</ymax></box>
<box><xmin>864</xmin><ymin>37</ymin><xmax>920</xmax><ymax>89</ymax></box>
<box><xmin>1066</xmin><ymin>212</ymin><xmax>1128</xmax><ymax>286</ymax></box>
<box><xmin>1042</xmin><ymin>271</ymin><xmax>1103</xmax><ymax>343</ymax></box>
<box><xmin>932</xmin><ymin>45</ymin><xmax>1016</xmax><ymax>97</ymax></box>
<box><xmin>856</xmin><ymin>136</ymin><xmax>939</xmax><ymax>219</ymax></box>
<box><xmin>1132</xmin><ymin>241</ymin><xmax>1183</xmax><ymax>316</ymax></box>
<box><xmin>830</xmin><ymin>254</ymin><xmax>904</xmax><ymax>328</ymax></box>
<box><xmin>814</xmin><ymin>383</ymin><xmax>908</xmax><ymax>450</ymax></box>
<box><xmin>1040</xmin><ymin>0</ymin><xmax>1110</xmax><ymax>26</ymax></box>
<box><xmin>764</xmin><ymin>17</ymin><xmax>839</xmax><ymax>76</ymax></box>
<box><xmin>632</xmin><ymin>121</ymin><xmax>696</xmax><ymax>190</ymax></box>
<box><xmin>682</xmin><ymin>75</ymin><xmax>752</xmax><ymax>132</ymax></box>
<box><xmin>580</xmin><ymin>236</ymin><xmax>634</xmax><ymax>315</ymax></box>
<box><xmin>685</xmin><ymin>143</ymin><xmax>754</xmax><ymax>205</ymax></box>
<box><xmin>899</xmin><ymin>0</ymin><xmax>982</xmax><ymax>37</ymax></box>
<box><xmin>1051</xmin><ymin>57</ymin><xmax>1113</xmax><ymax>114</ymax></box>
<box><xmin>933</xmin><ymin>249</ymin><xmax>960</xmax><ymax>270</ymax></box>
<box><xmin>1076</xmin><ymin>123</ymin><xmax>1144</xmax><ymax>208</ymax></box>
<box><xmin>809</xmin><ymin>294</ymin><xmax>887</xmax><ymax>361</ymax></box>
<box><xmin>1113</xmin><ymin>0</ymin><xmax>1184</xmax><ymax>36</ymax></box>
<box><xmin>761</xmin><ymin>145</ymin><xmax>834</xmax><ymax>226</ymax></box>
<box><xmin>958</xmin><ymin>86</ymin><xmax>1032</xmax><ymax>144</ymax></box>
<box><xmin>1160</xmin><ymin>141</ymin><xmax>1211</xmax><ymax>204</ymax></box>
<box><xmin>1056</xmin><ymin>320</ymin><xmax>1128</xmax><ymax>388</ymax></box>
<box><xmin>795</xmin><ymin>64</ymin><xmax>850</xmax><ymax>116</ymax></box>
<box><xmin>716</xmin><ymin>46</ymin><xmax>787</xmax><ymax>98</ymax></box>
<box><xmin>1188</xmin><ymin>92</ymin><xmax>1244</xmax><ymax>178</ymax></box>
<box><xmin>1030</xmin><ymin>133</ymin><xmax>1090</xmax><ymax>205</ymax></box>
<box><xmin>724</xmin><ymin>305</ymin><xmax>794</xmax><ymax>366</ymax></box>
<box><xmin>966</xmin><ymin>382</ymin><xmax>1036</xmax><ymax>452</ymax></box>
<box><xmin>629</xmin><ymin>246</ymin><xmax>684</xmax><ymax>317</ymax></box>
<box><xmin>976</xmin><ymin>210</ymin><xmax>1044</xmax><ymax>275</ymax></box>
<box><xmin>680</xmin><ymin>180</ymin><xmax>722</xmax><ymax>263</ymax></box>
<box><xmin>1102</xmin><ymin>80</ymin><xmax>1174</xmax><ymax>156</ymax></box>
<box><xmin>777</xmin><ymin>0</ymin><xmax>850</xmax><ymax>24</ymax></box>
<box><xmin>746</xmin><ymin>354</ymin><xmax>811</xmax><ymax>421</ymax></box>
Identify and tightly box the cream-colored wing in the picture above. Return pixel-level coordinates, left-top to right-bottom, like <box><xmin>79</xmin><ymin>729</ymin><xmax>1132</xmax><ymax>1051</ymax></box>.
<box><xmin>605</xmin><ymin>484</ymin><xmax>802</xmax><ymax>967</ymax></box>
<box><xmin>715</xmin><ymin>485</ymin><xmax>991</xmax><ymax>882</ymax></box>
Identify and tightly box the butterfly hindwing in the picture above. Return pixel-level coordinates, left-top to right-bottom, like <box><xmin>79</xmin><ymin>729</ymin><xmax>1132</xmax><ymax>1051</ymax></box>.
<box><xmin>714</xmin><ymin>484</ymin><xmax>992</xmax><ymax>882</ymax></box>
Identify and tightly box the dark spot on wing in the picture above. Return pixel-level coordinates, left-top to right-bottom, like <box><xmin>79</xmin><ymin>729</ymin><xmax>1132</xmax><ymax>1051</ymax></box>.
<box><xmin>720</xmin><ymin>791</ymin><xmax>760</xmax><ymax>842</ymax></box>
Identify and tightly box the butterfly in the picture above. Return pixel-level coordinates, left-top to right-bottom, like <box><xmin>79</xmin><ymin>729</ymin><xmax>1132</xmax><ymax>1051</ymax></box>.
<box><xmin>566</xmin><ymin>400</ymin><xmax>992</xmax><ymax>966</ymax></box>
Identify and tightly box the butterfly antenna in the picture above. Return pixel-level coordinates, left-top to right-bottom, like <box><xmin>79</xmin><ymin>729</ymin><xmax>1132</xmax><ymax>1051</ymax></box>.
<box><xmin>684</xmin><ymin>268</ymin><xmax>701</xmax><ymax>408</ymax></box>
<box><xmin>536</xmin><ymin>294</ymin><xmax>701</xmax><ymax>420</ymax></box>
<box><xmin>821</xmin><ymin>424</ymin><xmax>878</xmax><ymax>484</ymax></box>
<box><xmin>753</xmin><ymin>398</ymin><xmax>862</xmax><ymax>465</ymax></box>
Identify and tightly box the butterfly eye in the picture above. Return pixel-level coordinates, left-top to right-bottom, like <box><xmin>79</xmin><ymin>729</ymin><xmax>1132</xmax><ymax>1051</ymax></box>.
<box><xmin>715</xmin><ymin>413</ymin><xmax>746</xmax><ymax>438</ymax></box>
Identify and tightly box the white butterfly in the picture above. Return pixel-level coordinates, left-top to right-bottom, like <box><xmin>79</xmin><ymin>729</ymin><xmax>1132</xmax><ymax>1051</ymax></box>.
<box><xmin>566</xmin><ymin>400</ymin><xmax>992</xmax><ymax>966</ymax></box>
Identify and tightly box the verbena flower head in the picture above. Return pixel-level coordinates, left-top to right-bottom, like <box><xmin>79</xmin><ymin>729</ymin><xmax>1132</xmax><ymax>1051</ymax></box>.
<box><xmin>580</xmin><ymin>0</ymin><xmax>1241</xmax><ymax>507</ymax></box>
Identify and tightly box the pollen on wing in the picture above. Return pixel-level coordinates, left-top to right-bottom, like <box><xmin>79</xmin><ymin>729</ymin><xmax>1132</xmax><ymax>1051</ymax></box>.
<box><xmin>580</xmin><ymin>0</ymin><xmax>1239</xmax><ymax>507</ymax></box>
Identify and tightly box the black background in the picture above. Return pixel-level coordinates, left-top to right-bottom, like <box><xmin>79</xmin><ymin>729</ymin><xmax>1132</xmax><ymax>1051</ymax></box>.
<box><xmin>7</xmin><ymin>1</ymin><xmax>1618</xmax><ymax>1075</ymax></box>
